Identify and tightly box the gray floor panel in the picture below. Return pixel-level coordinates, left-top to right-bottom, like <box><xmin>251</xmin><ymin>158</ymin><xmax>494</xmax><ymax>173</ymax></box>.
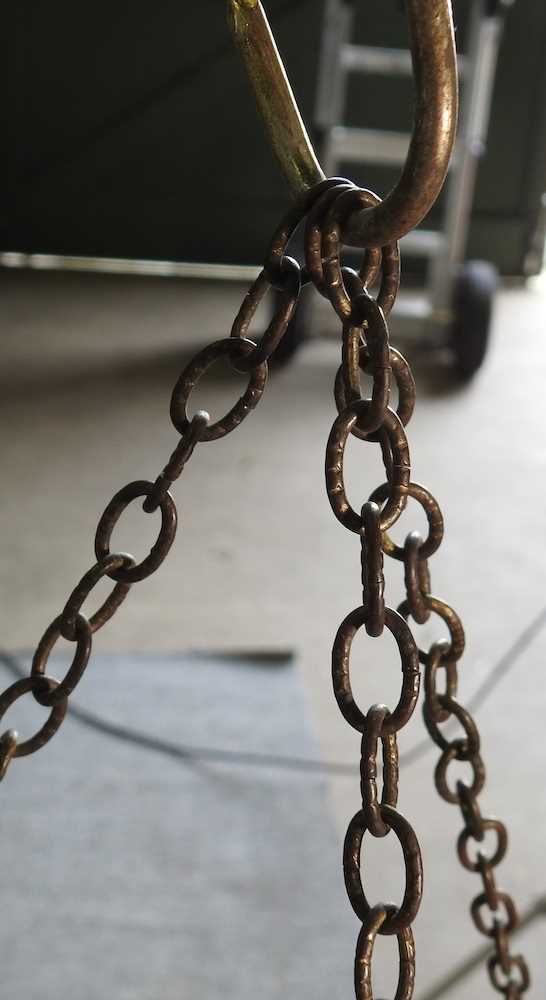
<box><xmin>0</xmin><ymin>652</ymin><xmax>356</xmax><ymax>1000</ymax></box>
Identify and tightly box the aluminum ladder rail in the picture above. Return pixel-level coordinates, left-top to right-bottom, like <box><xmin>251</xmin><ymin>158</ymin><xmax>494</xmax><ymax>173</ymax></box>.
<box><xmin>314</xmin><ymin>0</ymin><xmax>508</xmax><ymax>327</ymax></box>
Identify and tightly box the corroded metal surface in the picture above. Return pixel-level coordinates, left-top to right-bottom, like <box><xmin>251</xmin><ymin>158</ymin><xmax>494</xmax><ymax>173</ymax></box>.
<box><xmin>0</xmin><ymin>188</ymin><xmax>532</xmax><ymax>1000</ymax></box>
<box><xmin>311</xmin><ymin>175</ymin><xmax>530</xmax><ymax>997</ymax></box>
<box><xmin>0</xmin><ymin>4</ymin><xmax>531</xmax><ymax>997</ymax></box>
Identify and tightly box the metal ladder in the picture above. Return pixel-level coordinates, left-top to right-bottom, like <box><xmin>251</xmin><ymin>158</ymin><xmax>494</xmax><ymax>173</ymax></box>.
<box><xmin>314</xmin><ymin>0</ymin><xmax>508</xmax><ymax>328</ymax></box>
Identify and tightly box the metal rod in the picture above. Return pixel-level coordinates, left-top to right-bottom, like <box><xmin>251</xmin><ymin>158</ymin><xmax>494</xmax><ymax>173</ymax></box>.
<box><xmin>430</xmin><ymin>0</ymin><xmax>505</xmax><ymax>313</ymax></box>
<box><xmin>227</xmin><ymin>0</ymin><xmax>325</xmax><ymax>194</ymax></box>
<box><xmin>0</xmin><ymin>251</ymin><xmax>260</xmax><ymax>282</ymax></box>
<box><xmin>227</xmin><ymin>0</ymin><xmax>458</xmax><ymax>248</ymax></box>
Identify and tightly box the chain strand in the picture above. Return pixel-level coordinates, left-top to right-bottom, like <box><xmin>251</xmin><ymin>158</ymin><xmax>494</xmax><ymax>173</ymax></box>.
<box><xmin>308</xmin><ymin>179</ymin><xmax>530</xmax><ymax>998</ymax></box>
<box><xmin>0</xmin><ymin>177</ymin><xmax>531</xmax><ymax>1000</ymax></box>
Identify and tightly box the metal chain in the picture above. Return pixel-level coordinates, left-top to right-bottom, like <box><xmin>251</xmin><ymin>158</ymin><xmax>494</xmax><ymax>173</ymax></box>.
<box><xmin>316</xmin><ymin>179</ymin><xmax>422</xmax><ymax>998</ymax></box>
<box><xmin>0</xmin><ymin>176</ymin><xmax>347</xmax><ymax>779</ymax></box>
<box><xmin>394</xmin><ymin>426</ymin><xmax>531</xmax><ymax>991</ymax></box>
<box><xmin>0</xmin><ymin>176</ymin><xmax>531</xmax><ymax>999</ymax></box>
<box><xmin>309</xmin><ymin>178</ymin><xmax>531</xmax><ymax>998</ymax></box>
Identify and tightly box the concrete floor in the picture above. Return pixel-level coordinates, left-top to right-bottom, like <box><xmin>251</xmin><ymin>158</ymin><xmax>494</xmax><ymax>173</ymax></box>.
<box><xmin>1</xmin><ymin>266</ymin><xmax>545</xmax><ymax>997</ymax></box>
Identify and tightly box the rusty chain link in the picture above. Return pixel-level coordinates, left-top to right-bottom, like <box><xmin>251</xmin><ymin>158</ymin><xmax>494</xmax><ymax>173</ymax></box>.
<box><xmin>307</xmin><ymin>177</ymin><xmax>530</xmax><ymax>997</ymax></box>
<box><xmin>0</xmin><ymin>178</ymin><xmax>339</xmax><ymax>774</ymax></box>
<box><xmin>0</xmin><ymin>173</ymin><xmax>342</xmax><ymax>775</ymax></box>
<box><xmin>322</xmin><ymin>179</ymin><xmax>424</xmax><ymax>997</ymax></box>
<box><xmin>0</xmin><ymin>175</ymin><xmax>531</xmax><ymax>999</ymax></box>
<box><xmin>414</xmin><ymin>530</ymin><xmax>531</xmax><ymax>996</ymax></box>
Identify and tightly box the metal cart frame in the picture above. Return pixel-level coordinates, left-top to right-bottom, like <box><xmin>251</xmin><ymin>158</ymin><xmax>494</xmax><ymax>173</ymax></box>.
<box><xmin>309</xmin><ymin>0</ymin><xmax>512</xmax><ymax>375</ymax></box>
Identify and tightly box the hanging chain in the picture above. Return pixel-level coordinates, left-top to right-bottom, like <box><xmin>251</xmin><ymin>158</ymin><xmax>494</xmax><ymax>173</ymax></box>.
<box><xmin>0</xmin><ymin>177</ymin><xmax>352</xmax><ymax>772</ymax></box>
<box><xmin>0</xmin><ymin>177</ymin><xmax>531</xmax><ymax>998</ymax></box>
<box><xmin>310</xmin><ymin>178</ymin><xmax>531</xmax><ymax>999</ymax></box>
<box><xmin>0</xmin><ymin>176</ymin><xmax>318</xmax><ymax>773</ymax></box>
<box><xmin>318</xmin><ymin>179</ymin><xmax>422</xmax><ymax>998</ymax></box>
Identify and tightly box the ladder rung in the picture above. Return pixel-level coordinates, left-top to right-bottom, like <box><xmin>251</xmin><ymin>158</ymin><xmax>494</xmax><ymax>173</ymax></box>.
<box><xmin>342</xmin><ymin>45</ymin><xmax>413</xmax><ymax>75</ymax></box>
<box><xmin>401</xmin><ymin>230</ymin><xmax>446</xmax><ymax>257</ymax></box>
<box><xmin>330</xmin><ymin>126</ymin><xmax>410</xmax><ymax>166</ymax></box>
<box><xmin>329</xmin><ymin>127</ymin><xmax>460</xmax><ymax>172</ymax></box>
<box><xmin>342</xmin><ymin>44</ymin><xmax>468</xmax><ymax>79</ymax></box>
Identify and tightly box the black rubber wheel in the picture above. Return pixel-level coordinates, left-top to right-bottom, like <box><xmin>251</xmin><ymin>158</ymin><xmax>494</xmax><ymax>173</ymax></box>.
<box><xmin>269</xmin><ymin>287</ymin><xmax>311</xmax><ymax>368</ymax></box>
<box><xmin>450</xmin><ymin>260</ymin><xmax>498</xmax><ymax>379</ymax></box>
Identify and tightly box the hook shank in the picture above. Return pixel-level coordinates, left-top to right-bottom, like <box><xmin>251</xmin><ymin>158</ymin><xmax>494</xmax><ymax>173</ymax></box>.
<box><xmin>227</xmin><ymin>0</ymin><xmax>325</xmax><ymax>193</ymax></box>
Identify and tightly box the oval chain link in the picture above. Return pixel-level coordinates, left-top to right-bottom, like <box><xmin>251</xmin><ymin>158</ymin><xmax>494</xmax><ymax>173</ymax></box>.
<box><xmin>320</xmin><ymin>185</ymin><xmax>422</xmax><ymax>997</ymax></box>
<box><xmin>354</xmin><ymin>904</ymin><xmax>415</xmax><ymax>1000</ymax></box>
<box><xmin>311</xmin><ymin>180</ymin><xmax>529</xmax><ymax>998</ymax></box>
<box><xmin>0</xmin><ymin>179</ymin><xmax>344</xmax><ymax>774</ymax></box>
<box><xmin>0</xmin><ymin>178</ymin><xmax>530</xmax><ymax>1000</ymax></box>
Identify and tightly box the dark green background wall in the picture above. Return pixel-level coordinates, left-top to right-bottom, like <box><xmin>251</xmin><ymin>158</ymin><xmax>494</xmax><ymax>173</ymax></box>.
<box><xmin>2</xmin><ymin>1</ymin><xmax>546</xmax><ymax>273</ymax></box>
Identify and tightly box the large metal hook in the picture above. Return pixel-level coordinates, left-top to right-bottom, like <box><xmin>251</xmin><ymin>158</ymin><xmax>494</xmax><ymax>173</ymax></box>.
<box><xmin>227</xmin><ymin>0</ymin><xmax>458</xmax><ymax>249</ymax></box>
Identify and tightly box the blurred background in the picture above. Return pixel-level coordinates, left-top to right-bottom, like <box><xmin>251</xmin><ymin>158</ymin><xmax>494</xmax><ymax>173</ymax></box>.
<box><xmin>1</xmin><ymin>1</ymin><xmax>546</xmax><ymax>998</ymax></box>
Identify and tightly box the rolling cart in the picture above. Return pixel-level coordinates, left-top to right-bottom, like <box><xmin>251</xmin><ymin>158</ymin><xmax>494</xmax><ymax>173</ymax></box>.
<box><xmin>277</xmin><ymin>0</ymin><xmax>513</xmax><ymax>377</ymax></box>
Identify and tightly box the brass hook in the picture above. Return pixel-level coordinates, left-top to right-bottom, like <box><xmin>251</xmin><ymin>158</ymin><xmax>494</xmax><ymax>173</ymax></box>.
<box><xmin>227</xmin><ymin>0</ymin><xmax>458</xmax><ymax>249</ymax></box>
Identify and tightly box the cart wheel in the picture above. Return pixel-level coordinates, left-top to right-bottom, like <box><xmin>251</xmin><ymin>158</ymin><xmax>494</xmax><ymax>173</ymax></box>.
<box><xmin>270</xmin><ymin>289</ymin><xmax>311</xmax><ymax>368</ymax></box>
<box><xmin>450</xmin><ymin>260</ymin><xmax>498</xmax><ymax>379</ymax></box>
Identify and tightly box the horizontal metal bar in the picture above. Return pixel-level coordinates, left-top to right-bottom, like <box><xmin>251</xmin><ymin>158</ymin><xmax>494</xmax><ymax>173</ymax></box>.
<box><xmin>401</xmin><ymin>229</ymin><xmax>446</xmax><ymax>256</ymax></box>
<box><xmin>342</xmin><ymin>45</ymin><xmax>413</xmax><ymax>75</ymax></box>
<box><xmin>342</xmin><ymin>44</ymin><xmax>468</xmax><ymax>79</ymax></box>
<box><xmin>328</xmin><ymin>128</ymin><xmax>460</xmax><ymax>173</ymax></box>
<box><xmin>330</xmin><ymin>126</ymin><xmax>412</xmax><ymax>166</ymax></box>
<box><xmin>0</xmin><ymin>252</ymin><xmax>260</xmax><ymax>282</ymax></box>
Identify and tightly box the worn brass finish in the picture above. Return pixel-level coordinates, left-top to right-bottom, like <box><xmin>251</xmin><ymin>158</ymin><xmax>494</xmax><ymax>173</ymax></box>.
<box><xmin>227</xmin><ymin>0</ymin><xmax>324</xmax><ymax>194</ymax></box>
<box><xmin>344</xmin><ymin>0</ymin><xmax>458</xmax><ymax>246</ymax></box>
<box><xmin>1</xmin><ymin>171</ymin><xmax>530</xmax><ymax>995</ymax></box>
<box><xmin>228</xmin><ymin>0</ymin><xmax>458</xmax><ymax>247</ymax></box>
<box><xmin>0</xmin><ymin>4</ymin><xmax>531</xmax><ymax>999</ymax></box>
<box><xmin>312</xmin><ymin>177</ymin><xmax>530</xmax><ymax>997</ymax></box>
